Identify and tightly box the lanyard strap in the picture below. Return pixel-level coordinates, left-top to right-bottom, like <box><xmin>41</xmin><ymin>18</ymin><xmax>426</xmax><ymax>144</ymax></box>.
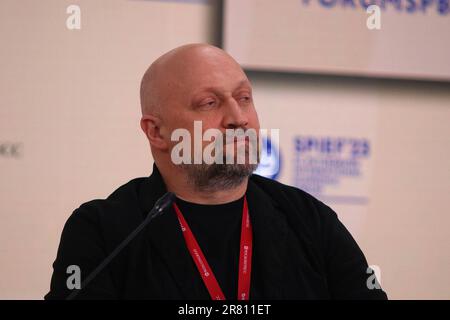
<box><xmin>173</xmin><ymin>196</ymin><xmax>253</xmax><ymax>300</ymax></box>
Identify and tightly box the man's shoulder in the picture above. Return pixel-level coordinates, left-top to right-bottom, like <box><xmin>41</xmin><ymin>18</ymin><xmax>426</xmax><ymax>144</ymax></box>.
<box><xmin>68</xmin><ymin>177</ymin><xmax>150</xmax><ymax>234</ymax></box>
<box><xmin>68</xmin><ymin>173</ymin><xmax>339</xmax><ymax>239</ymax></box>
<box><xmin>249</xmin><ymin>173</ymin><xmax>339</xmax><ymax>229</ymax></box>
<box><xmin>250</xmin><ymin>173</ymin><xmax>313</xmax><ymax>198</ymax></box>
<box><xmin>79</xmin><ymin>177</ymin><xmax>146</xmax><ymax>211</ymax></box>
<box><xmin>250</xmin><ymin>174</ymin><xmax>335</xmax><ymax>213</ymax></box>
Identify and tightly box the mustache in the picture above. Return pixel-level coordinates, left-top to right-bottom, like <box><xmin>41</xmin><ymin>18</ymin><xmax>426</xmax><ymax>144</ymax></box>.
<box><xmin>218</xmin><ymin>128</ymin><xmax>258</xmax><ymax>144</ymax></box>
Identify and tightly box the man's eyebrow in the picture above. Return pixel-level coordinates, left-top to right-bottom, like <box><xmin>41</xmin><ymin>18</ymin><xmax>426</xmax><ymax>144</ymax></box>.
<box><xmin>192</xmin><ymin>80</ymin><xmax>252</xmax><ymax>97</ymax></box>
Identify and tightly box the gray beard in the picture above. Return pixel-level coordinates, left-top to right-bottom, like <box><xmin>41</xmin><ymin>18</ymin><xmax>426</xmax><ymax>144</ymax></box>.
<box><xmin>180</xmin><ymin>163</ymin><xmax>258</xmax><ymax>192</ymax></box>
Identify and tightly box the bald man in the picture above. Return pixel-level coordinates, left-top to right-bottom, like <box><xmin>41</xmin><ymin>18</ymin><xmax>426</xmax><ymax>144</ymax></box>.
<box><xmin>45</xmin><ymin>44</ymin><xmax>387</xmax><ymax>300</ymax></box>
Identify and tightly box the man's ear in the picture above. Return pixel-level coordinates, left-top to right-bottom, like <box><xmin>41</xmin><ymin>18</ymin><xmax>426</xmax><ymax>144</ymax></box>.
<box><xmin>140</xmin><ymin>114</ymin><xmax>169</xmax><ymax>151</ymax></box>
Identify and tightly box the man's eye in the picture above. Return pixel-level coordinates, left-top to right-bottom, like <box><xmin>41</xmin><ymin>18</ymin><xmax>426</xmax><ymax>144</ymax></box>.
<box><xmin>199</xmin><ymin>100</ymin><xmax>216</xmax><ymax>108</ymax></box>
<box><xmin>239</xmin><ymin>96</ymin><xmax>251</xmax><ymax>103</ymax></box>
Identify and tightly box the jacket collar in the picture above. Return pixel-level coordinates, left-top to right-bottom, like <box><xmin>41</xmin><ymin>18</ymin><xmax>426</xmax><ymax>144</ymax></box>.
<box><xmin>137</xmin><ymin>163</ymin><xmax>288</xmax><ymax>299</ymax></box>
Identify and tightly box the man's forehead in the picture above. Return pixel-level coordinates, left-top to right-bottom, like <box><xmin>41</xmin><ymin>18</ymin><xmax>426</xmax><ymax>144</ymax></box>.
<box><xmin>173</xmin><ymin>58</ymin><xmax>243</xmax><ymax>80</ymax></box>
<box><xmin>164</xmin><ymin>59</ymin><xmax>250</xmax><ymax>98</ymax></box>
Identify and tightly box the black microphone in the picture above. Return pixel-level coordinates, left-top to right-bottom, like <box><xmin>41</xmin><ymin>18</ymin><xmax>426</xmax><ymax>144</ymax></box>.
<box><xmin>67</xmin><ymin>191</ymin><xmax>176</xmax><ymax>300</ymax></box>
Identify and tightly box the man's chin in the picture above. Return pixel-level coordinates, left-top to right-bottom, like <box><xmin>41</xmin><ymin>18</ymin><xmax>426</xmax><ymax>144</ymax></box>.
<box><xmin>180</xmin><ymin>162</ymin><xmax>258</xmax><ymax>191</ymax></box>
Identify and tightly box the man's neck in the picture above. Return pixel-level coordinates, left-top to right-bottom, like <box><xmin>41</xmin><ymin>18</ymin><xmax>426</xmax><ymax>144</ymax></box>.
<box><xmin>159</xmin><ymin>166</ymin><xmax>249</xmax><ymax>205</ymax></box>
<box><xmin>174</xmin><ymin>181</ymin><xmax>248</xmax><ymax>205</ymax></box>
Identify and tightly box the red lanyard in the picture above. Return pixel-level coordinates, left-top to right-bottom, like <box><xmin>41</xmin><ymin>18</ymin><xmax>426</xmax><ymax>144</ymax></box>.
<box><xmin>172</xmin><ymin>196</ymin><xmax>253</xmax><ymax>300</ymax></box>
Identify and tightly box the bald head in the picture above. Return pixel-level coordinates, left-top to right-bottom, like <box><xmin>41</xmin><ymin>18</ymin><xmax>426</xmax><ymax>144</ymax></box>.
<box><xmin>139</xmin><ymin>43</ymin><xmax>246</xmax><ymax>117</ymax></box>
<box><xmin>139</xmin><ymin>43</ymin><xmax>260</xmax><ymax>194</ymax></box>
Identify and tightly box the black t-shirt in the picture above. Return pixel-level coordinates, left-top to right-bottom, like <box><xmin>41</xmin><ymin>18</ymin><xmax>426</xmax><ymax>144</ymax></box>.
<box><xmin>174</xmin><ymin>195</ymin><xmax>245</xmax><ymax>300</ymax></box>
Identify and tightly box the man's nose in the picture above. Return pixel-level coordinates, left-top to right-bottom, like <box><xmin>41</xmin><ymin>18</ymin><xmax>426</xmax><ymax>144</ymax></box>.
<box><xmin>222</xmin><ymin>98</ymin><xmax>249</xmax><ymax>129</ymax></box>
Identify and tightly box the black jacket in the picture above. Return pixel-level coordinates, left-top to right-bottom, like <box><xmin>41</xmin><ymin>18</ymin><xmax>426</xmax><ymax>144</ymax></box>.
<box><xmin>45</xmin><ymin>165</ymin><xmax>387</xmax><ymax>300</ymax></box>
